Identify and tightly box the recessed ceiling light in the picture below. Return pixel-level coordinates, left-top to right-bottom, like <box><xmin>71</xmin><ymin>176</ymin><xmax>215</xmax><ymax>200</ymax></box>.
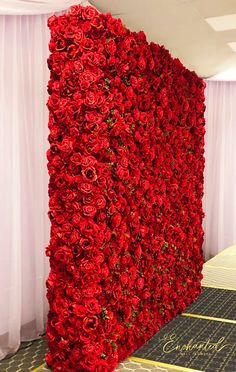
<box><xmin>205</xmin><ymin>14</ymin><xmax>236</xmax><ymax>31</ymax></box>
<box><xmin>228</xmin><ymin>42</ymin><xmax>236</xmax><ymax>52</ymax></box>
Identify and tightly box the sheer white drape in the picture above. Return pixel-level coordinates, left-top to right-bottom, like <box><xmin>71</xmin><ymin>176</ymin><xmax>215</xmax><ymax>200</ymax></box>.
<box><xmin>203</xmin><ymin>81</ymin><xmax>236</xmax><ymax>260</ymax></box>
<box><xmin>0</xmin><ymin>14</ymin><xmax>50</xmax><ymax>359</ymax></box>
<box><xmin>0</xmin><ymin>1</ymin><xmax>94</xmax><ymax>360</ymax></box>
<box><xmin>0</xmin><ymin>0</ymin><xmax>80</xmax><ymax>15</ymax></box>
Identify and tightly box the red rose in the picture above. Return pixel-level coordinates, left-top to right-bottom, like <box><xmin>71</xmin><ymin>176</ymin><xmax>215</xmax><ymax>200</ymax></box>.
<box><xmin>96</xmin><ymin>176</ymin><xmax>107</xmax><ymax>187</ymax></box>
<box><xmin>116</xmin><ymin>165</ymin><xmax>129</xmax><ymax>180</ymax></box>
<box><xmin>57</xmin><ymin>138</ymin><xmax>73</xmax><ymax>153</ymax></box>
<box><xmin>107</xmin><ymin>17</ymin><xmax>126</xmax><ymax>37</ymax></box>
<box><xmin>131</xmin><ymin>296</ymin><xmax>139</xmax><ymax>307</ymax></box>
<box><xmin>111</xmin><ymin>213</ymin><xmax>122</xmax><ymax>227</ymax></box>
<box><xmin>73</xmin><ymin>64</ymin><xmax>83</xmax><ymax>77</ymax></box>
<box><xmin>138</xmin><ymin>56</ymin><xmax>146</xmax><ymax>71</ymax></box>
<box><xmin>92</xmin><ymin>251</ymin><xmax>105</xmax><ymax>265</ymax></box>
<box><xmin>120</xmin><ymin>157</ymin><xmax>129</xmax><ymax>168</ymax></box>
<box><xmin>55</xmin><ymin>38</ymin><xmax>67</xmax><ymax>51</ymax></box>
<box><xmin>91</xmin><ymin>16</ymin><xmax>103</xmax><ymax>30</ymax></box>
<box><xmin>71</xmin><ymin>153</ymin><xmax>81</xmax><ymax>164</ymax></box>
<box><xmin>80</xmin><ymin>259</ymin><xmax>96</xmax><ymax>273</ymax></box>
<box><xmin>82</xmin><ymin>205</ymin><xmax>97</xmax><ymax>217</ymax></box>
<box><xmin>48</xmin><ymin>154</ymin><xmax>63</xmax><ymax>171</ymax></box>
<box><xmin>80</xmin><ymin>70</ymin><xmax>97</xmax><ymax>90</ymax></box>
<box><xmin>45</xmin><ymin>352</ymin><xmax>53</xmax><ymax>367</ymax></box>
<box><xmin>80</xmin><ymin>219</ymin><xmax>99</xmax><ymax>236</ymax></box>
<box><xmin>120</xmin><ymin>273</ymin><xmax>129</xmax><ymax>286</ymax></box>
<box><xmin>156</xmin><ymin>106</ymin><xmax>164</xmax><ymax>119</ymax></box>
<box><xmin>136</xmin><ymin>277</ymin><xmax>145</xmax><ymax>290</ymax></box>
<box><xmin>80</xmin><ymin>38</ymin><xmax>94</xmax><ymax>51</ymax></box>
<box><xmin>82</xmin><ymin>166</ymin><xmax>97</xmax><ymax>182</ymax></box>
<box><xmin>66</xmin><ymin>44</ymin><xmax>79</xmax><ymax>60</ymax></box>
<box><xmin>84</xmin><ymin>298</ymin><xmax>102</xmax><ymax>314</ymax></box>
<box><xmin>85</xmin><ymin>111</ymin><xmax>103</xmax><ymax>125</ymax></box>
<box><xmin>97</xmin><ymin>212</ymin><xmax>106</xmax><ymax>222</ymax></box>
<box><xmin>48</xmin><ymin>15</ymin><xmax>58</xmax><ymax>28</ymax></box>
<box><xmin>72</xmin><ymin>214</ymin><xmax>81</xmax><ymax>227</ymax></box>
<box><xmin>83</xmin><ymin>316</ymin><xmax>99</xmax><ymax>332</ymax></box>
<box><xmin>108</xmin><ymin>255</ymin><xmax>118</xmax><ymax>269</ymax></box>
<box><xmin>107</xmin><ymin>203</ymin><xmax>116</xmax><ymax>214</ymax></box>
<box><xmin>70</xmin><ymin>229</ymin><xmax>80</xmax><ymax>243</ymax></box>
<box><xmin>73</xmin><ymin>304</ymin><xmax>86</xmax><ymax>317</ymax></box>
<box><xmin>79</xmin><ymin>237</ymin><xmax>94</xmax><ymax>251</ymax></box>
<box><xmin>95</xmin><ymin>195</ymin><xmax>106</xmax><ymax>209</ymax></box>
<box><xmin>83</xmin><ymin>195</ymin><xmax>94</xmax><ymax>205</ymax></box>
<box><xmin>54</xmin><ymin>246</ymin><xmax>73</xmax><ymax>264</ymax></box>
<box><xmin>78</xmin><ymin>182</ymin><xmax>93</xmax><ymax>194</ymax></box>
<box><xmin>81</xmin><ymin>342</ymin><xmax>102</xmax><ymax>356</ymax></box>
<box><xmin>142</xmin><ymin>290</ymin><xmax>151</xmax><ymax>299</ymax></box>
<box><xmin>68</xmin><ymin>5</ymin><xmax>82</xmax><ymax>16</ymax></box>
<box><xmin>105</xmin><ymin>39</ymin><xmax>116</xmax><ymax>55</ymax></box>
<box><xmin>82</xmin><ymin>155</ymin><xmax>97</xmax><ymax>167</ymax></box>
<box><xmin>73</xmin><ymin>30</ymin><xmax>84</xmax><ymax>45</ymax></box>
<box><xmin>135</xmin><ymin>245</ymin><xmax>142</xmax><ymax>259</ymax></box>
<box><xmin>101</xmin><ymin>263</ymin><xmax>109</xmax><ymax>278</ymax></box>
<box><xmin>84</xmin><ymin>91</ymin><xmax>98</xmax><ymax>107</ymax></box>
<box><xmin>82</xmin><ymin>6</ymin><xmax>98</xmax><ymax>20</ymax></box>
<box><xmin>82</xmin><ymin>21</ymin><xmax>92</xmax><ymax>33</ymax></box>
<box><xmin>83</xmin><ymin>284</ymin><xmax>102</xmax><ymax>297</ymax></box>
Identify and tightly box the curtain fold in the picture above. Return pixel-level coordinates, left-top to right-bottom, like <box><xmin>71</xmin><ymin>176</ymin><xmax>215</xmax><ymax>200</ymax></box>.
<box><xmin>203</xmin><ymin>81</ymin><xmax>236</xmax><ymax>260</ymax></box>
<box><xmin>0</xmin><ymin>1</ymin><xmax>82</xmax><ymax>15</ymax></box>
<box><xmin>0</xmin><ymin>14</ymin><xmax>50</xmax><ymax>360</ymax></box>
<box><xmin>0</xmin><ymin>1</ymin><xmax>93</xmax><ymax>360</ymax></box>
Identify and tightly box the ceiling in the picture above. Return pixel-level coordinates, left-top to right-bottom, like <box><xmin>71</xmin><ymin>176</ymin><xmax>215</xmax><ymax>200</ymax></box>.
<box><xmin>90</xmin><ymin>0</ymin><xmax>236</xmax><ymax>78</ymax></box>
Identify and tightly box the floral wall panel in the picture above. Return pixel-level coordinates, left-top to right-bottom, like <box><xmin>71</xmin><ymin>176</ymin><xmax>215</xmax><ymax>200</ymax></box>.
<box><xmin>46</xmin><ymin>5</ymin><xmax>205</xmax><ymax>372</ymax></box>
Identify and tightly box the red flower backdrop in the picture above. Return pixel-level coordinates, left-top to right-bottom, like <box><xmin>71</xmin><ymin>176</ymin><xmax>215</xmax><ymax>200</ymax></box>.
<box><xmin>46</xmin><ymin>5</ymin><xmax>205</xmax><ymax>372</ymax></box>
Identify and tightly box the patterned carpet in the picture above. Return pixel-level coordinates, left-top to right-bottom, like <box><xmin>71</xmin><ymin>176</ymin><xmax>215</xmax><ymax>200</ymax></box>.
<box><xmin>0</xmin><ymin>338</ymin><xmax>47</xmax><ymax>371</ymax></box>
<box><xmin>0</xmin><ymin>287</ymin><xmax>236</xmax><ymax>371</ymax></box>
<box><xmin>0</xmin><ymin>245</ymin><xmax>236</xmax><ymax>372</ymax></box>
<box><xmin>133</xmin><ymin>311</ymin><xmax>236</xmax><ymax>372</ymax></box>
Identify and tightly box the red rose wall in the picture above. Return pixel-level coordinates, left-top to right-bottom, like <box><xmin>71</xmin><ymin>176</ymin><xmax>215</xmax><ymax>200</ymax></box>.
<box><xmin>46</xmin><ymin>5</ymin><xmax>205</xmax><ymax>372</ymax></box>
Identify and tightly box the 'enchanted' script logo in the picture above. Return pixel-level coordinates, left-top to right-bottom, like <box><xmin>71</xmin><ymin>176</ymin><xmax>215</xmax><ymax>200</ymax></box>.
<box><xmin>161</xmin><ymin>333</ymin><xmax>233</xmax><ymax>356</ymax></box>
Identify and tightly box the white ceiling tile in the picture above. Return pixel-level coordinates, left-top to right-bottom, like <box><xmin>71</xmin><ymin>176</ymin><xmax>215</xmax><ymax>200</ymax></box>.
<box><xmin>228</xmin><ymin>41</ymin><xmax>236</xmax><ymax>51</ymax></box>
<box><xmin>190</xmin><ymin>0</ymin><xmax>236</xmax><ymax>18</ymax></box>
<box><xmin>205</xmin><ymin>14</ymin><xmax>236</xmax><ymax>31</ymax></box>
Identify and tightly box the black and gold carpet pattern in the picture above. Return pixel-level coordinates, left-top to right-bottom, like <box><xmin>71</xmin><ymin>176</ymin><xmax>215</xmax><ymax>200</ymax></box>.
<box><xmin>0</xmin><ymin>287</ymin><xmax>236</xmax><ymax>371</ymax></box>
<box><xmin>184</xmin><ymin>287</ymin><xmax>236</xmax><ymax>320</ymax></box>
<box><xmin>132</xmin><ymin>314</ymin><xmax>236</xmax><ymax>371</ymax></box>
<box><xmin>0</xmin><ymin>338</ymin><xmax>47</xmax><ymax>371</ymax></box>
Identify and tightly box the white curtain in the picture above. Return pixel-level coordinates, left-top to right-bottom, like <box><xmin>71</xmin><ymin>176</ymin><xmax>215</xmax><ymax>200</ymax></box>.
<box><xmin>0</xmin><ymin>14</ymin><xmax>50</xmax><ymax>360</ymax></box>
<box><xmin>0</xmin><ymin>1</ymin><xmax>93</xmax><ymax>360</ymax></box>
<box><xmin>203</xmin><ymin>81</ymin><xmax>236</xmax><ymax>260</ymax></box>
<box><xmin>0</xmin><ymin>0</ymin><xmax>79</xmax><ymax>15</ymax></box>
